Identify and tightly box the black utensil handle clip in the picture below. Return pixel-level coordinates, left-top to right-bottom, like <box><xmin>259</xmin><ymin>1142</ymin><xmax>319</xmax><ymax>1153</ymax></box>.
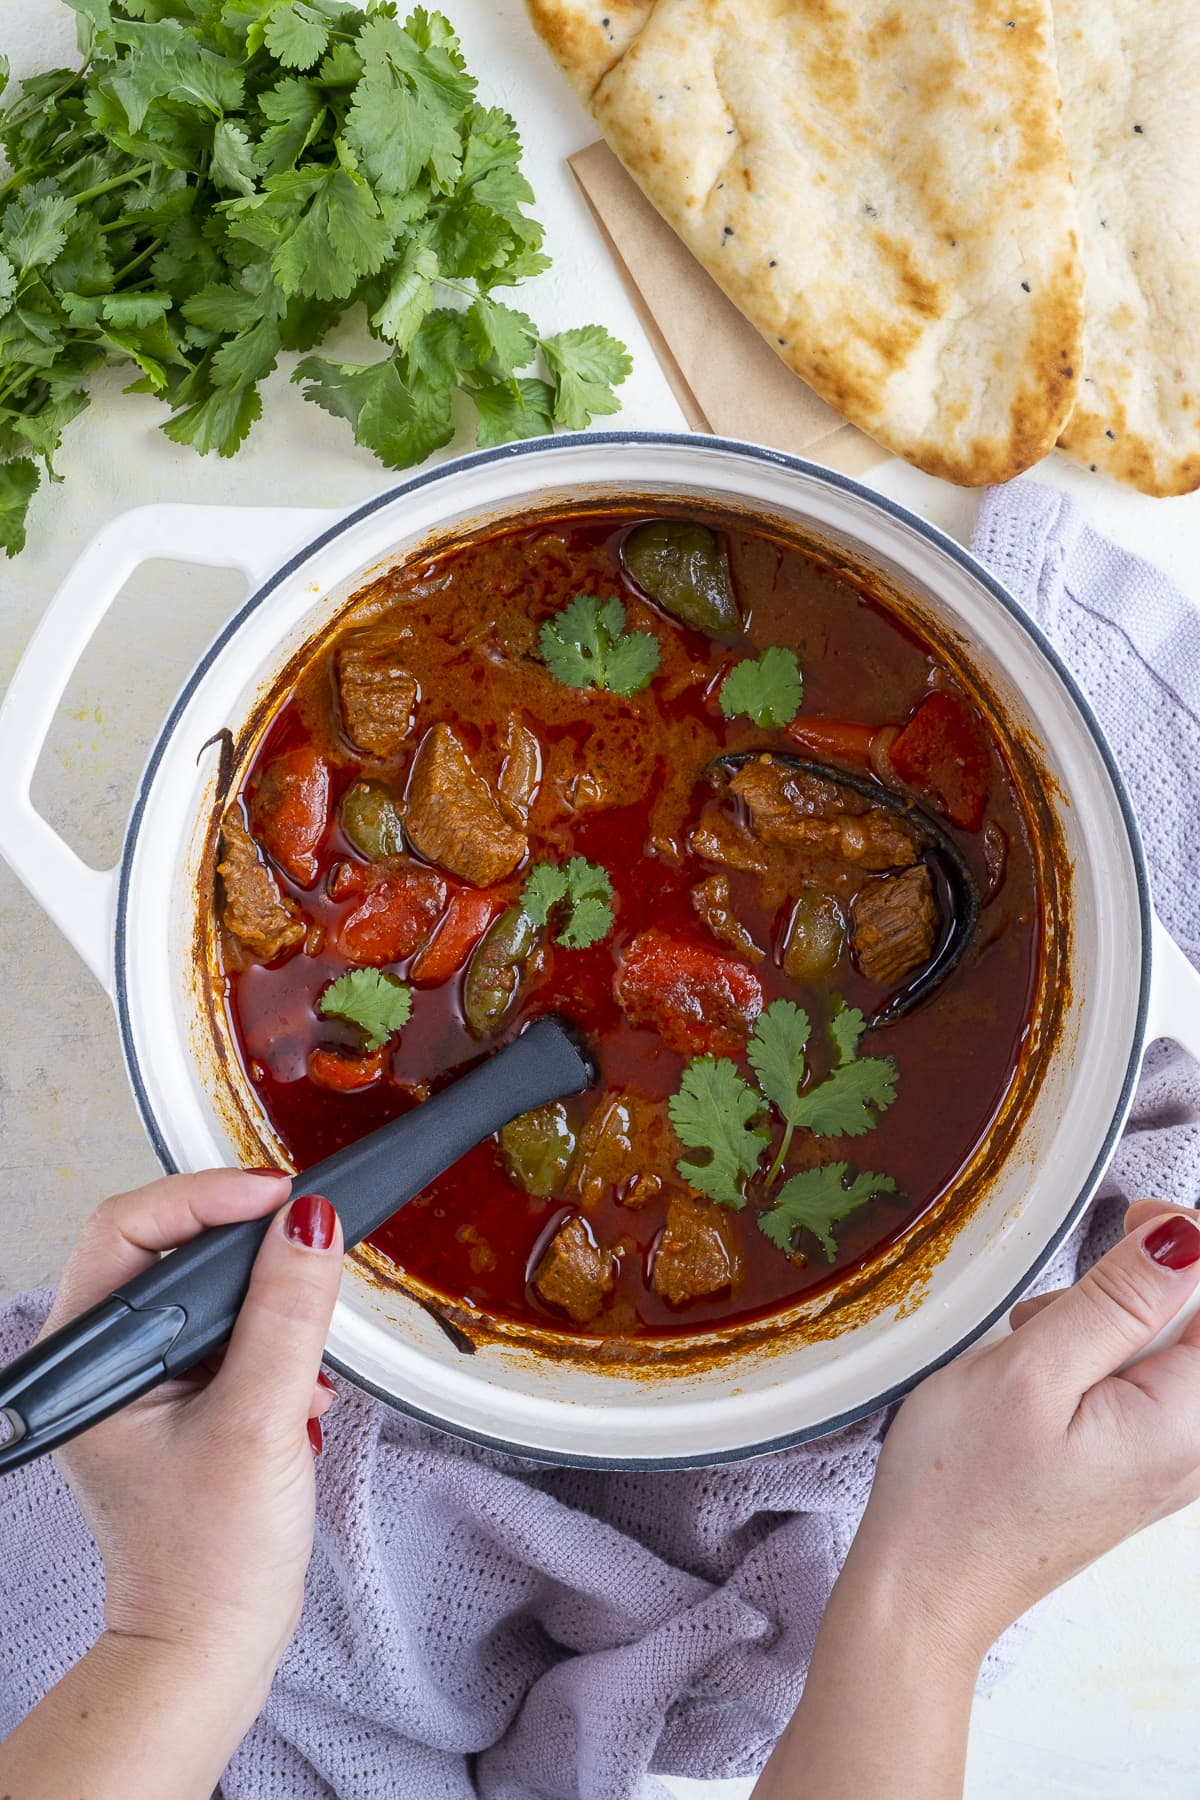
<box><xmin>0</xmin><ymin>1296</ymin><xmax>188</xmax><ymax>1473</ymax></box>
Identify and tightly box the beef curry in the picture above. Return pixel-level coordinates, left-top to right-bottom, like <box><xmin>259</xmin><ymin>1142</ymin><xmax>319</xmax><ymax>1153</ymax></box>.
<box><xmin>213</xmin><ymin>508</ymin><xmax>1040</xmax><ymax>1344</ymax></box>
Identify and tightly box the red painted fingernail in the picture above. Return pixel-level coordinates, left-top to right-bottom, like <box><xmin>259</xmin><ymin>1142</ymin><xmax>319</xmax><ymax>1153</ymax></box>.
<box><xmin>316</xmin><ymin>1371</ymin><xmax>339</xmax><ymax>1399</ymax></box>
<box><xmin>246</xmin><ymin>1165</ymin><xmax>289</xmax><ymax>1177</ymax></box>
<box><xmin>308</xmin><ymin>1417</ymin><xmax>323</xmax><ymax>1455</ymax></box>
<box><xmin>1144</xmin><ymin>1215</ymin><xmax>1200</xmax><ymax>1271</ymax></box>
<box><xmin>286</xmin><ymin>1194</ymin><xmax>336</xmax><ymax>1250</ymax></box>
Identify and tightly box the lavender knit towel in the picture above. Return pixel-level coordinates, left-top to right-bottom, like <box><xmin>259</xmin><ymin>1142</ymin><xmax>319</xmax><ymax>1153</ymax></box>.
<box><xmin>1</xmin><ymin>482</ymin><xmax>1198</xmax><ymax>1800</ymax></box>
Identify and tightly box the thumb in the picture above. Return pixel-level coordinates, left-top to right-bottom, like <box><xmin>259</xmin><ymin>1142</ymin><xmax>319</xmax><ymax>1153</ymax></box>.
<box><xmin>208</xmin><ymin>1193</ymin><xmax>343</xmax><ymax>1438</ymax></box>
<box><xmin>1018</xmin><ymin>1211</ymin><xmax>1200</xmax><ymax>1393</ymax></box>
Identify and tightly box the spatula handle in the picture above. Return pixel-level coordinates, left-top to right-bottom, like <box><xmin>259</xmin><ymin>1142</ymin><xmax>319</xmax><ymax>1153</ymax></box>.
<box><xmin>0</xmin><ymin>1016</ymin><xmax>593</xmax><ymax>1474</ymax></box>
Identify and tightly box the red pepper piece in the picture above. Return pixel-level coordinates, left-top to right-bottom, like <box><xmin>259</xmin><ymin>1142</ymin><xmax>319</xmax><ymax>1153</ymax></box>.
<box><xmin>249</xmin><ymin>744</ymin><xmax>331</xmax><ymax>887</ymax></box>
<box><xmin>334</xmin><ymin>866</ymin><xmax>448</xmax><ymax>965</ymax></box>
<box><xmin>888</xmin><ymin>691</ymin><xmax>992</xmax><ymax>832</ymax></box>
<box><xmin>307</xmin><ymin>1045</ymin><xmax>386</xmax><ymax>1092</ymax></box>
<box><xmin>614</xmin><ymin>927</ymin><xmax>763</xmax><ymax>1057</ymax></box>
<box><xmin>782</xmin><ymin>715</ymin><xmax>877</xmax><ymax>767</ymax></box>
<box><xmin>410</xmin><ymin>887</ymin><xmax>498</xmax><ymax>985</ymax></box>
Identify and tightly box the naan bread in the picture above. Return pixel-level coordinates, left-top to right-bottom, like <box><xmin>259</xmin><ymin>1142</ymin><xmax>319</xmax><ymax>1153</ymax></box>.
<box><xmin>527</xmin><ymin>0</ymin><xmax>1084</xmax><ymax>486</ymax></box>
<box><xmin>1053</xmin><ymin>0</ymin><xmax>1200</xmax><ymax>496</ymax></box>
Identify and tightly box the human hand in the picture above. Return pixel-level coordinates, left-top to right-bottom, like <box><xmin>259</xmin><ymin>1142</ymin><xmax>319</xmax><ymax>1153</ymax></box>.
<box><xmin>42</xmin><ymin>1170</ymin><xmax>343</xmax><ymax>1710</ymax></box>
<box><xmin>847</xmin><ymin>1202</ymin><xmax>1200</xmax><ymax>1664</ymax></box>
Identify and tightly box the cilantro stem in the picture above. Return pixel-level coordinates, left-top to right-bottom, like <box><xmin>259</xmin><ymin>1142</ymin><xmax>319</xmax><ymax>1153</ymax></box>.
<box><xmin>72</xmin><ymin>164</ymin><xmax>153</xmax><ymax>208</ymax></box>
<box><xmin>0</xmin><ymin>68</ymin><xmax>85</xmax><ymax>131</ymax></box>
<box><xmin>764</xmin><ymin>1121</ymin><xmax>795</xmax><ymax>1191</ymax></box>
<box><xmin>111</xmin><ymin>240</ymin><xmax>162</xmax><ymax>283</ymax></box>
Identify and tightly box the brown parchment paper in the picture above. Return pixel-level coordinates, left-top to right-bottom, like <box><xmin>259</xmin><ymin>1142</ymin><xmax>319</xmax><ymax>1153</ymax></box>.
<box><xmin>570</xmin><ymin>141</ymin><xmax>888</xmax><ymax>478</ymax></box>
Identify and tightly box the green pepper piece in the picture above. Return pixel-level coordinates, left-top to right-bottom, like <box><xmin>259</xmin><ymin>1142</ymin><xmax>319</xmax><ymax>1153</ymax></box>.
<box><xmin>622</xmin><ymin>520</ymin><xmax>740</xmax><ymax>636</ymax></box>
<box><xmin>499</xmin><ymin>1100</ymin><xmax>577</xmax><ymax>1196</ymax></box>
<box><xmin>340</xmin><ymin>780</ymin><xmax>405</xmax><ymax>861</ymax></box>
<box><xmin>781</xmin><ymin>888</ymin><xmax>845</xmax><ymax>982</ymax></box>
<box><xmin>462</xmin><ymin>904</ymin><xmax>538</xmax><ymax>1037</ymax></box>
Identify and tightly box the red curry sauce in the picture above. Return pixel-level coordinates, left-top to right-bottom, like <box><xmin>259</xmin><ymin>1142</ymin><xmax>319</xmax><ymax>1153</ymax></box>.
<box><xmin>216</xmin><ymin>509</ymin><xmax>1040</xmax><ymax>1340</ymax></box>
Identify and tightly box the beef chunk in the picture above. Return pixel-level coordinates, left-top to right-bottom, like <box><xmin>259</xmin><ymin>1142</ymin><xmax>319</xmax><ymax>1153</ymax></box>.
<box><xmin>532</xmin><ymin>1214</ymin><xmax>618</xmax><ymax>1324</ymax></box>
<box><xmin>731</xmin><ymin>758</ymin><xmax>853</xmax><ymax>825</ymax></box>
<box><xmin>614</xmin><ymin>928</ymin><xmax>763</xmax><ymax>1057</ymax></box>
<box><xmin>691</xmin><ymin>873</ymin><xmax>764</xmax><ymax>961</ymax></box>
<box><xmin>852</xmin><ymin>864</ymin><xmax>939</xmax><ymax>986</ymax></box>
<box><xmin>688</xmin><ymin>806</ymin><xmax>768</xmax><ymax>875</ymax></box>
<box><xmin>730</xmin><ymin>759</ymin><xmax>918</xmax><ymax>871</ymax></box>
<box><xmin>217</xmin><ymin>807</ymin><xmax>305</xmax><ymax>962</ymax></box>
<box><xmin>337</xmin><ymin>637</ymin><xmax>418</xmax><ymax>758</ymax></box>
<box><xmin>404</xmin><ymin>722</ymin><xmax>527</xmax><ymax>886</ymax></box>
<box><xmin>651</xmin><ymin>1193</ymin><xmax>741</xmax><ymax>1307</ymax></box>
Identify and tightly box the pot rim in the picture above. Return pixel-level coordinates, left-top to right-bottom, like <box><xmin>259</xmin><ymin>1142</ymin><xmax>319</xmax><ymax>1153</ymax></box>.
<box><xmin>111</xmin><ymin>431</ymin><xmax>1153</xmax><ymax>1467</ymax></box>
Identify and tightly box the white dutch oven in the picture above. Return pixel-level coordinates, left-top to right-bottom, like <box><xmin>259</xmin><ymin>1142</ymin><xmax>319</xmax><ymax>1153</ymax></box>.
<box><xmin>2</xmin><ymin>434</ymin><xmax>1198</xmax><ymax>1467</ymax></box>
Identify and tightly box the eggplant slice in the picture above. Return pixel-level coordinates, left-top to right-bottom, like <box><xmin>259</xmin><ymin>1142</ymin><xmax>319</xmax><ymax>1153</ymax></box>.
<box><xmin>705</xmin><ymin>752</ymin><xmax>980</xmax><ymax>1026</ymax></box>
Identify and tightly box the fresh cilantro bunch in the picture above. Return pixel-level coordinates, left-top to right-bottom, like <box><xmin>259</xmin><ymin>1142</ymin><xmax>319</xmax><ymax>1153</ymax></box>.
<box><xmin>0</xmin><ymin>1</ymin><xmax>631</xmax><ymax>556</ymax></box>
<box><xmin>319</xmin><ymin>966</ymin><xmax>411</xmax><ymax>1050</ymax></box>
<box><xmin>521</xmin><ymin>854</ymin><xmax>614</xmax><ymax>950</ymax></box>
<box><xmin>538</xmin><ymin>593</ymin><xmax>660</xmax><ymax>696</ymax></box>
<box><xmin>667</xmin><ymin>996</ymin><xmax>901</xmax><ymax>1262</ymax></box>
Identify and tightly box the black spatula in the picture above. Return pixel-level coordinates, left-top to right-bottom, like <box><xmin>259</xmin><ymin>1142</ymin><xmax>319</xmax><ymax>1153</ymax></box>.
<box><xmin>0</xmin><ymin>1015</ymin><xmax>594</xmax><ymax>1475</ymax></box>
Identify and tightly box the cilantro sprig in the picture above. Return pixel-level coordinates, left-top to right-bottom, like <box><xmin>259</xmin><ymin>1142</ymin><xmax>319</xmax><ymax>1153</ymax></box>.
<box><xmin>319</xmin><ymin>967</ymin><xmax>412</xmax><ymax>1051</ymax></box>
<box><xmin>538</xmin><ymin>594</ymin><xmax>660</xmax><ymax>697</ymax></box>
<box><xmin>668</xmin><ymin>995</ymin><xmax>902</xmax><ymax>1262</ymax></box>
<box><xmin>719</xmin><ymin>646</ymin><xmax>804</xmax><ymax>727</ymax></box>
<box><xmin>520</xmin><ymin>855</ymin><xmax>615</xmax><ymax>950</ymax></box>
<box><xmin>0</xmin><ymin>3</ymin><xmax>631</xmax><ymax>556</ymax></box>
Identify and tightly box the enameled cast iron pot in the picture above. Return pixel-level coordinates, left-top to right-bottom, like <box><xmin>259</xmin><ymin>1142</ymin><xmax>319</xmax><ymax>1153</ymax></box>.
<box><xmin>2</xmin><ymin>433</ymin><xmax>1198</xmax><ymax>1468</ymax></box>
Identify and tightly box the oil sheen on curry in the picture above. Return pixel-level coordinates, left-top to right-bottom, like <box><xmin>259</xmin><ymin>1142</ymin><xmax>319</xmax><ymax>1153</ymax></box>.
<box><xmin>215</xmin><ymin>508</ymin><xmax>1040</xmax><ymax>1343</ymax></box>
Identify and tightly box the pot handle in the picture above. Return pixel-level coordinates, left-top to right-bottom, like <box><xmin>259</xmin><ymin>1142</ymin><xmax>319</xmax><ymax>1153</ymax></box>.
<box><xmin>1147</xmin><ymin>915</ymin><xmax>1200</xmax><ymax>1066</ymax></box>
<box><xmin>0</xmin><ymin>502</ymin><xmax>342</xmax><ymax>995</ymax></box>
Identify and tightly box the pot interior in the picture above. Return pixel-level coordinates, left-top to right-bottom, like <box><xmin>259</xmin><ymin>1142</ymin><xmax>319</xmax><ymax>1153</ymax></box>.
<box><xmin>116</xmin><ymin>438</ymin><xmax>1148</xmax><ymax>1464</ymax></box>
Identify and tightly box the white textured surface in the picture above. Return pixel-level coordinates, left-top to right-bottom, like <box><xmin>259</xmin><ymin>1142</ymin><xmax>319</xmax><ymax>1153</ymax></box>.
<box><xmin>1</xmin><ymin>2</ymin><xmax>1200</xmax><ymax>1793</ymax></box>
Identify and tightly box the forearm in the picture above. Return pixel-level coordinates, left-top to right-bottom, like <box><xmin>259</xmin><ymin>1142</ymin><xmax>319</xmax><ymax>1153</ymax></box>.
<box><xmin>0</xmin><ymin>1631</ymin><xmax>272</xmax><ymax>1800</ymax></box>
<box><xmin>753</xmin><ymin>1550</ymin><xmax>984</xmax><ymax>1800</ymax></box>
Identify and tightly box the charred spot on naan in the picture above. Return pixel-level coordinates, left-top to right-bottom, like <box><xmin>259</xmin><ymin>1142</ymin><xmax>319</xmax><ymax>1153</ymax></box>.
<box><xmin>525</xmin><ymin>0</ymin><xmax>652</xmax><ymax>100</ymax></box>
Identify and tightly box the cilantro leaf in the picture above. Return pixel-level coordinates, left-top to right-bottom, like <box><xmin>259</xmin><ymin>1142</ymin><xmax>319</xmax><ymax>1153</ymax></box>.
<box><xmin>519</xmin><ymin>861</ymin><xmax>568</xmax><ymax>928</ymax></box>
<box><xmin>760</xmin><ymin>1162</ymin><xmax>898</xmax><ymax>1261</ymax></box>
<box><xmin>539</xmin><ymin>593</ymin><xmax>660</xmax><ymax>697</ymax></box>
<box><xmin>0</xmin><ymin>253</ymin><xmax>17</xmax><ymax>310</ymax></box>
<box><xmin>719</xmin><ymin>646</ymin><xmax>804</xmax><ymax>727</ymax></box>
<box><xmin>161</xmin><ymin>381</ymin><xmax>262</xmax><ymax>456</ymax></box>
<box><xmin>263</xmin><ymin>2</ymin><xmax>330</xmax><ymax>70</ymax></box>
<box><xmin>268</xmin><ymin>166</ymin><xmax>394</xmax><ymax>301</ymax></box>
<box><xmin>790</xmin><ymin>1054</ymin><xmax>899</xmax><ymax>1138</ymax></box>
<box><xmin>0</xmin><ymin>458</ymin><xmax>39</xmax><ymax>556</ymax></box>
<box><xmin>747</xmin><ymin>1000</ymin><xmax>810</xmax><ymax>1126</ymax></box>
<box><xmin>470</xmin><ymin>377</ymin><xmax>554</xmax><ymax>448</ymax></box>
<box><xmin>464</xmin><ymin>295</ymin><xmax>536</xmax><ymax>377</ymax></box>
<box><xmin>540</xmin><ymin>325</ymin><xmax>632</xmax><ymax>429</ymax></box>
<box><xmin>669</xmin><ymin>1057</ymin><xmax>769</xmax><ymax>1209</ymax></box>
<box><xmin>294</xmin><ymin>353</ymin><xmax>455</xmax><ymax>467</ymax></box>
<box><xmin>319</xmin><ymin>966</ymin><xmax>412</xmax><ymax>1052</ymax></box>
<box><xmin>520</xmin><ymin>855</ymin><xmax>614</xmax><ymax>949</ymax></box>
<box><xmin>2</xmin><ymin>180</ymin><xmax>76</xmax><ymax>269</ymax></box>
<box><xmin>210</xmin><ymin>120</ymin><xmax>257</xmax><ymax>197</ymax></box>
<box><xmin>829</xmin><ymin>1000</ymin><xmax>867</xmax><ymax>1068</ymax></box>
<box><xmin>369</xmin><ymin>240</ymin><xmax>439</xmax><ymax>348</ymax></box>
